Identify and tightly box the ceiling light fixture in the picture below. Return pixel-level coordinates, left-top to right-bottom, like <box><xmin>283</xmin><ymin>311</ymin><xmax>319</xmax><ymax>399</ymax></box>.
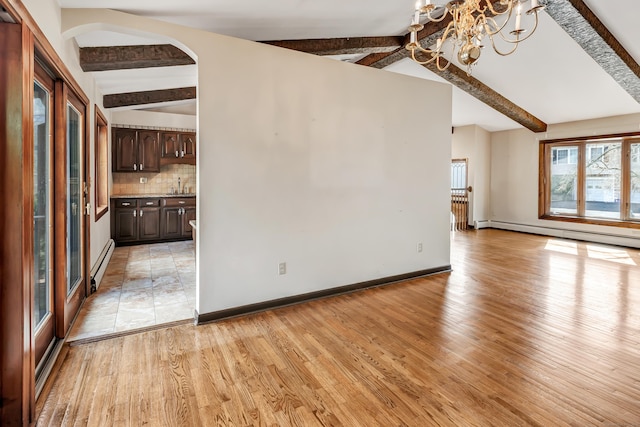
<box><xmin>406</xmin><ymin>0</ymin><xmax>545</xmax><ymax>74</ymax></box>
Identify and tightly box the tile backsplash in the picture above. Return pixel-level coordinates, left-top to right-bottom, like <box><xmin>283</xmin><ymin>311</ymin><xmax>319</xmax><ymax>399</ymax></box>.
<box><xmin>113</xmin><ymin>164</ymin><xmax>196</xmax><ymax>195</ymax></box>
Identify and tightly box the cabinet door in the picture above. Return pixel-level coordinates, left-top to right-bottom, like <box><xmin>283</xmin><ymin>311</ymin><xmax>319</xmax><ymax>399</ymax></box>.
<box><xmin>162</xmin><ymin>207</ymin><xmax>182</xmax><ymax>239</ymax></box>
<box><xmin>114</xmin><ymin>208</ymin><xmax>138</xmax><ymax>242</ymax></box>
<box><xmin>161</xmin><ymin>132</ymin><xmax>180</xmax><ymax>159</ymax></box>
<box><xmin>181</xmin><ymin>207</ymin><xmax>196</xmax><ymax>238</ymax></box>
<box><xmin>113</xmin><ymin>128</ymin><xmax>138</xmax><ymax>172</ymax></box>
<box><xmin>139</xmin><ymin>207</ymin><xmax>161</xmax><ymax>240</ymax></box>
<box><xmin>179</xmin><ymin>132</ymin><xmax>196</xmax><ymax>161</ymax></box>
<box><xmin>138</xmin><ymin>131</ymin><xmax>160</xmax><ymax>172</ymax></box>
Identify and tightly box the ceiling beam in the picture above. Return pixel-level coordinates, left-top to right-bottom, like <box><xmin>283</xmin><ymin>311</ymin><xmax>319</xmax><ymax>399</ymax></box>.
<box><xmin>545</xmin><ymin>0</ymin><xmax>640</xmax><ymax>102</ymax></box>
<box><xmin>261</xmin><ymin>36</ymin><xmax>403</xmax><ymax>56</ymax></box>
<box><xmin>79</xmin><ymin>44</ymin><xmax>195</xmax><ymax>72</ymax></box>
<box><xmin>103</xmin><ymin>86</ymin><xmax>196</xmax><ymax>109</ymax></box>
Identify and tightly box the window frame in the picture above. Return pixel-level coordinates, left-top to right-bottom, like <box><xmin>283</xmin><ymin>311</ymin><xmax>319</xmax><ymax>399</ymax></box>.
<box><xmin>94</xmin><ymin>106</ymin><xmax>109</xmax><ymax>221</ymax></box>
<box><xmin>539</xmin><ymin>132</ymin><xmax>640</xmax><ymax>229</ymax></box>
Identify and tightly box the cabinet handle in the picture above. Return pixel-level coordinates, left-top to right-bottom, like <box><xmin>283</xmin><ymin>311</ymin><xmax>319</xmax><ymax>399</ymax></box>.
<box><xmin>181</xmin><ymin>150</ymin><xmax>185</xmax><ymax>158</ymax></box>
<box><xmin>145</xmin><ymin>201</ymin><xmax>154</xmax><ymax>206</ymax></box>
<box><xmin>175</xmin><ymin>150</ymin><xmax>179</xmax><ymax>157</ymax></box>
<box><xmin>133</xmin><ymin>210</ymin><xmax>136</xmax><ymax>217</ymax></box>
<box><xmin>140</xmin><ymin>164</ymin><xmax>143</xmax><ymax>171</ymax></box>
<box><xmin>140</xmin><ymin>210</ymin><xmax>143</xmax><ymax>217</ymax></box>
<box><xmin>133</xmin><ymin>164</ymin><xmax>137</xmax><ymax>171</ymax></box>
<box><xmin>122</xmin><ymin>202</ymin><xmax>131</xmax><ymax>206</ymax></box>
<box><xmin>178</xmin><ymin>201</ymin><xmax>185</xmax><ymax>204</ymax></box>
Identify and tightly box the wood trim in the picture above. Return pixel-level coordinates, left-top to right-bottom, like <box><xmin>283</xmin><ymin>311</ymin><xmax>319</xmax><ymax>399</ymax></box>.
<box><xmin>0</xmin><ymin>21</ymin><xmax>32</xmax><ymax>426</ymax></box>
<box><xmin>94</xmin><ymin>106</ymin><xmax>109</xmax><ymax>221</ymax></box>
<box><xmin>103</xmin><ymin>86</ymin><xmax>196</xmax><ymax>109</ymax></box>
<box><xmin>541</xmin><ymin>131</ymin><xmax>640</xmax><ymax>144</ymax></box>
<box><xmin>196</xmin><ymin>266</ymin><xmax>452</xmax><ymax>324</ymax></box>
<box><xmin>79</xmin><ymin>44</ymin><xmax>195</xmax><ymax>72</ymax></box>
<box><xmin>53</xmin><ymin>79</ymin><xmax>68</xmax><ymax>339</ymax></box>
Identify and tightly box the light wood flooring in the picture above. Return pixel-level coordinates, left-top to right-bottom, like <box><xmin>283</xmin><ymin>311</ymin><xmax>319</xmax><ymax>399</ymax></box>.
<box><xmin>37</xmin><ymin>229</ymin><xmax>640</xmax><ymax>426</ymax></box>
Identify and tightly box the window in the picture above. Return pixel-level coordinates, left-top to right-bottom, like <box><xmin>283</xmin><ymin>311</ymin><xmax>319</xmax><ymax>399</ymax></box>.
<box><xmin>540</xmin><ymin>135</ymin><xmax>640</xmax><ymax>227</ymax></box>
<box><xmin>94</xmin><ymin>107</ymin><xmax>109</xmax><ymax>221</ymax></box>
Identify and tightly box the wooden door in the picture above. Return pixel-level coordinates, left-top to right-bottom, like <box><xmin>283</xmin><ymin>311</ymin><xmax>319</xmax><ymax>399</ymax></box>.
<box><xmin>162</xmin><ymin>207</ymin><xmax>182</xmax><ymax>239</ymax></box>
<box><xmin>180</xmin><ymin>132</ymin><xmax>196</xmax><ymax>161</ymax></box>
<box><xmin>114</xmin><ymin>207</ymin><xmax>138</xmax><ymax>242</ymax></box>
<box><xmin>181</xmin><ymin>207</ymin><xmax>197</xmax><ymax>238</ymax></box>
<box><xmin>54</xmin><ymin>83</ymin><xmax>88</xmax><ymax>337</ymax></box>
<box><xmin>138</xmin><ymin>131</ymin><xmax>159</xmax><ymax>172</ymax></box>
<box><xmin>113</xmin><ymin>128</ymin><xmax>137</xmax><ymax>172</ymax></box>
<box><xmin>139</xmin><ymin>207</ymin><xmax>161</xmax><ymax>240</ymax></box>
<box><xmin>161</xmin><ymin>132</ymin><xmax>180</xmax><ymax>159</ymax></box>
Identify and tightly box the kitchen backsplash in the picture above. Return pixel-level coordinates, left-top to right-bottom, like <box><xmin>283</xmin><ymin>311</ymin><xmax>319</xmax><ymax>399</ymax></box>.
<box><xmin>112</xmin><ymin>164</ymin><xmax>196</xmax><ymax>195</ymax></box>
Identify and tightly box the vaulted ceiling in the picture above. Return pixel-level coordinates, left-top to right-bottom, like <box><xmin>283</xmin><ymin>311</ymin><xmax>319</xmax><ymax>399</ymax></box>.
<box><xmin>59</xmin><ymin>0</ymin><xmax>640</xmax><ymax>132</ymax></box>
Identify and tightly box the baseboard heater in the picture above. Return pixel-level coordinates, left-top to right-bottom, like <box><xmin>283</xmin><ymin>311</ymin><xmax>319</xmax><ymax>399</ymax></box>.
<box><xmin>90</xmin><ymin>239</ymin><xmax>115</xmax><ymax>293</ymax></box>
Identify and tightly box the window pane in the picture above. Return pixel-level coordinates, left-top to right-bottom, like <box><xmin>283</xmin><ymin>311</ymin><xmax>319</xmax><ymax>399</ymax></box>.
<box><xmin>67</xmin><ymin>103</ymin><xmax>82</xmax><ymax>294</ymax></box>
<box><xmin>631</xmin><ymin>143</ymin><xmax>640</xmax><ymax>219</ymax></box>
<box><xmin>550</xmin><ymin>146</ymin><xmax>578</xmax><ymax>214</ymax></box>
<box><xmin>34</xmin><ymin>81</ymin><xmax>50</xmax><ymax>328</ymax></box>
<box><xmin>585</xmin><ymin>142</ymin><xmax>621</xmax><ymax>219</ymax></box>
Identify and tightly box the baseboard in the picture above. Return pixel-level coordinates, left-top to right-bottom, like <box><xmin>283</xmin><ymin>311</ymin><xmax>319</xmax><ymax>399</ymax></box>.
<box><xmin>488</xmin><ymin>220</ymin><xmax>640</xmax><ymax>249</ymax></box>
<box><xmin>90</xmin><ymin>238</ymin><xmax>115</xmax><ymax>291</ymax></box>
<box><xmin>196</xmin><ymin>265</ymin><xmax>452</xmax><ymax>325</ymax></box>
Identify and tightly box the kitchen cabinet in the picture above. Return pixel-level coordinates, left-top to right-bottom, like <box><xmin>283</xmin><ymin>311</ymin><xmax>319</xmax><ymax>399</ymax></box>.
<box><xmin>112</xmin><ymin>196</ymin><xmax>195</xmax><ymax>245</ymax></box>
<box><xmin>160</xmin><ymin>131</ymin><xmax>196</xmax><ymax>165</ymax></box>
<box><xmin>161</xmin><ymin>197</ymin><xmax>196</xmax><ymax>239</ymax></box>
<box><xmin>112</xmin><ymin>128</ymin><xmax>160</xmax><ymax>172</ymax></box>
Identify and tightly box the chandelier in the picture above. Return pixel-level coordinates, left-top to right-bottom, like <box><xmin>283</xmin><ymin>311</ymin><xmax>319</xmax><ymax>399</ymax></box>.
<box><xmin>406</xmin><ymin>0</ymin><xmax>545</xmax><ymax>74</ymax></box>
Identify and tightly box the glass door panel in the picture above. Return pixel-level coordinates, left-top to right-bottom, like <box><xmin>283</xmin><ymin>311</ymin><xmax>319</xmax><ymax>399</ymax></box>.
<box><xmin>66</xmin><ymin>103</ymin><xmax>82</xmax><ymax>294</ymax></box>
<box><xmin>33</xmin><ymin>81</ymin><xmax>51</xmax><ymax>329</ymax></box>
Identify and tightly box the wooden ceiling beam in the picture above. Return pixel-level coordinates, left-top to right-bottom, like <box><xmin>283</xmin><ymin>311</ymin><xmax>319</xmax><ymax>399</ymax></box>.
<box><xmin>79</xmin><ymin>44</ymin><xmax>195</xmax><ymax>72</ymax></box>
<box><xmin>103</xmin><ymin>86</ymin><xmax>196</xmax><ymax>109</ymax></box>
<box><xmin>545</xmin><ymin>0</ymin><xmax>640</xmax><ymax>102</ymax></box>
<box><xmin>261</xmin><ymin>36</ymin><xmax>403</xmax><ymax>56</ymax></box>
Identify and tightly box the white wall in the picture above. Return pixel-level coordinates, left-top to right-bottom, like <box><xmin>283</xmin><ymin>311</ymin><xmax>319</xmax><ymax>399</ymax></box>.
<box><xmin>23</xmin><ymin>0</ymin><xmax>112</xmax><ymax>268</ymax></box>
<box><xmin>62</xmin><ymin>9</ymin><xmax>453</xmax><ymax>314</ymax></box>
<box><xmin>452</xmin><ymin>125</ymin><xmax>491</xmax><ymax>226</ymax></box>
<box><xmin>490</xmin><ymin>113</ymin><xmax>640</xmax><ymax>247</ymax></box>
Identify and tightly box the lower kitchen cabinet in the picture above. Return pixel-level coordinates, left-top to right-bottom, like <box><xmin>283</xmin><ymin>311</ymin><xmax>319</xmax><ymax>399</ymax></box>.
<box><xmin>111</xmin><ymin>196</ymin><xmax>195</xmax><ymax>245</ymax></box>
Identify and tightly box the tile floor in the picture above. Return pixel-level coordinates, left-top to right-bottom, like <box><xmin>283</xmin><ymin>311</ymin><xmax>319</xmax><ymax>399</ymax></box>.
<box><xmin>67</xmin><ymin>240</ymin><xmax>196</xmax><ymax>342</ymax></box>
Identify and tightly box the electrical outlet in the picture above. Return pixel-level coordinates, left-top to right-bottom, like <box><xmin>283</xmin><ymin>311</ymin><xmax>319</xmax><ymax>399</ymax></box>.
<box><xmin>417</xmin><ymin>242</ymin><xmax>423</xmax><ymax>253</ymax></box>
<box><xmin>139</xmin><ymin>177</ymin><xmax>147</xmax><ymax>184</ymax></box>
<box><xmin>278</xmin><ymin>262</ymin><xmax>286</xmax><ymax>275</ymax></box>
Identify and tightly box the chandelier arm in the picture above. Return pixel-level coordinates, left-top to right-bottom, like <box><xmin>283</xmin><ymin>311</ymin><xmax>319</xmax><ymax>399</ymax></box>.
<box><xmin>483</xmin><ymin>12</ymin><xmax>514</xmax><ymax>37</ymax></box>
<box><xmin>435</xmin><ymin>54</ymin><xmax>452</xmax><ymax>71</ymax></box>
<box><xmin>493</xmin><ymin>11</ymin><xmax>541</xmax><ymax>44</ymax></box>
<box><xmin>487</xmin><ymin>32</ymin><xmax>520</xmax><ymax>56</ymax></box>
<box><xmin>424</xmin><ymin>10</ymin><xmax>449</xmax><ymax>23</ymax></box>
<box><xmin>411</xmin><ymin>47</ymin><xmax>439</xmax><ymax>66</ymax></box>
<box><xmin>484</xmin><ymin>0</ymin><xmax>513</xmax><ymax>17</ymax></box>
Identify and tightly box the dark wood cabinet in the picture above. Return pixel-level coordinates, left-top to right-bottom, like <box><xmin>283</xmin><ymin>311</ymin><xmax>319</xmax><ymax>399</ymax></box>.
<box><xmin>113</xmin><ymin>129</ymin><xmax>138</xmax><ymax>172</ymax></box>
<box><xmin>112</xmin><ymin>196</ymin><xmax>195</xmax><ymax>245</ymax></box>
<box><xmin>160</xmin><ymin>131</ymin><xmax>196</xmax><ymax>165</ymax></box>
<box><xmin>112</xmin><ymin>128</ymin><xmax>160</xmax><ymax>172</ymax></box>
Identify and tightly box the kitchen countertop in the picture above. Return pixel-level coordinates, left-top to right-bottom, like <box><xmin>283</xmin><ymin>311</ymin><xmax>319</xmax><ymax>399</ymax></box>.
<box><xmin>111</xmin><ymin>193</ymin><xmax>196</xmax><ymax>199</ymax></box>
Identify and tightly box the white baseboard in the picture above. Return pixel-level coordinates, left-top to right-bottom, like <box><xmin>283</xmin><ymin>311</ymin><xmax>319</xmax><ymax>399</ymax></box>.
<box><xmin>487</xmin><ymin>221</ymin><xmax>640</xmax><ymax>249</ymax></box>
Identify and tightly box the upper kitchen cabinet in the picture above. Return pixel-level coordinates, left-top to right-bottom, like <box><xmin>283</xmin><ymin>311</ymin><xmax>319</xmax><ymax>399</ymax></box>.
<box><xmin>160</xmin><ymin>131</ymin><xmax>196</xmax><ymax>165</ymax></box>
<box><xmin>112</xmin><ymin>127</ymin><xmax>160</xmax><ymax>172</ymax></box>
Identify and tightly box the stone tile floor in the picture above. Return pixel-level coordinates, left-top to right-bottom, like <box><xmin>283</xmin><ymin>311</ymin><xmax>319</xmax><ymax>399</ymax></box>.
<box><xmin>67</xmin><ymin>241</ymin><xmax>196</xmax><ymax>342</ymax></box>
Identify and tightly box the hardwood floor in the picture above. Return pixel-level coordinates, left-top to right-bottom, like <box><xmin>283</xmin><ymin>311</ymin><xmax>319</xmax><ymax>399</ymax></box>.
<box><xmin>36</xmin><ymin>229</ymin><xmax>640</xmax><ymax>426</ymax></box>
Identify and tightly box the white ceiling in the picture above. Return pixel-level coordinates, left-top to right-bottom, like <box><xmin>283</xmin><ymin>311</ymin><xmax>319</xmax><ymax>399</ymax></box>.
<box><xmin>60</xmin><ymin>0</ymin><xmax>640</xmax><ymax>131</ymax></box>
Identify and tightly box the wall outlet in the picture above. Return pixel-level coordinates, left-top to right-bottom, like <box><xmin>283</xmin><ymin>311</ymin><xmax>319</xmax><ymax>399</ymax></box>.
<box><xmin>139</xmin><ymin>177</ymin><xmax>147</xmax><ymax>184</ymax></box>
<box><xmin>278</xmin><ymin>262</ymin><xmax>286</xmax><ymax>275</ymax></box>
<box><xmin>417</xmin><ymin>242</ymin><xmax>423</xmax><ymax>253</ymax></box>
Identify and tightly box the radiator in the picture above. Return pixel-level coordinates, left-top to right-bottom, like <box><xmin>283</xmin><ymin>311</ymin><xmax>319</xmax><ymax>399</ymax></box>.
<box><xmin>90</xmin><ymin>239</ymin><xmax>115</xmax><ymax>292</ymax></box>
